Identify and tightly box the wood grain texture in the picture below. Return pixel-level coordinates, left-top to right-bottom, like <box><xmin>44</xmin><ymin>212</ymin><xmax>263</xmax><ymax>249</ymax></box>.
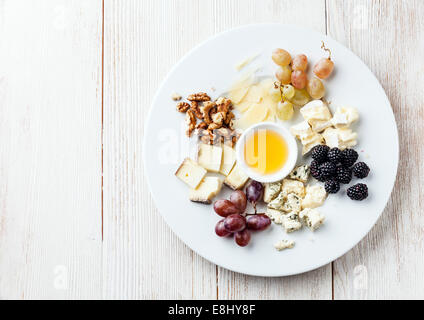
<box><xmin>328</xmin><ymin>0</ymin><xmax>424</xmax><ymax>299</ymax></box>
<box><xmin>102</xmin><ymin>0</ymin><xmax>217</xmax><ymax>299</ymax></box>
<box><xmin>0</xmin><ymin>0</ymin><xmax>103</xmax><ymax>299</ymax></box>
<box><xmin>102</xmin><ymin>0</ymin><xmax>331</xmax><ymax>300</ymax></box>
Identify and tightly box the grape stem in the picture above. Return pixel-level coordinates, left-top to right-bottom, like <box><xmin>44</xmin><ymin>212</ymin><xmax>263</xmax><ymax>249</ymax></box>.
<box><xmin>321</xmin><ymin>41</ymin><xmax>332</xmax><ymax>60</ymax></box>
<box><xmin>274</xmin><ymin>81</ymin><xmax>285</xmax><ymax>103</ymax></box>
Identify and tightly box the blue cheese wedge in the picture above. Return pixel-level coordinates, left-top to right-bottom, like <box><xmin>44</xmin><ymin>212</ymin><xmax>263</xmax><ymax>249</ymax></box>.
<box><xmin>175</xmin><ymin>158</ymin><xmax>207</xmax><ymax>189</ymax></box>
<box><xmin>281</xmin><ymin>179</ymin><xmax>305</xmax><ymax>198</ymax></box>
<box><xmin>189</xmin><ymin>177</ymin><xmax>223</xmax><ymax>204</ymax></box>
<box><xmin>289</xmin><ymin>165</ymin><xmax>310</xmax><ymax>183</ymax></box>
<box><xmin>301</xmin><ymin>185</ymin><xmax>327</xmax><ymax>209</ymax></box>
<box><xmin>281</xmin><ymin>211</ymin><xmax>302</xmax><ymax>233</ymax></box>
<box><xmin>274</xmin><ymin>239</ymin><xmax>295</xmax><ymax>251</ymax></box>
<box><xmin>299</xmin><ymin>208</ymin><xmax>325</xmax><ymax>231</ymax></box>
<box><xmin>282</xmin><ymin>193</ymin><xmax>302</xmax><ymax>213</ymax></box>
<box><xmin>264</xmin><ymin>181</ymin><xmax>282</xmax><ymax>203</ymax></box>
<box><xmin>197</xmin><ymin>143</ymin><xmax>223</xmax><ymax>172</ymax></box>
<box><xmin>224</xmin><ymin>162</ymin><xmax>249</xmax><ymax>190</ymax></box>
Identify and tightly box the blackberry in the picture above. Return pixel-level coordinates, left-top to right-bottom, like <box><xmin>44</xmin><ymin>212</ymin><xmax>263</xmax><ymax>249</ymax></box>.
<box><xmin>327</xmin><ymin>148</ymin><xmax>342</xmax><ymax>164</ymax></box>
<box><xmin>353</xmin><ymin>162</ymin><xmax>370</xmax><ymax>178</ymax></box>
<box><xmin>319</xmin><ymin>161</ymin><xmax>336</xmax><ymax>179</ymax></box>
<box><xmin>311</xmin><ymin>145</ymin><xmax>330</xmax><ymax>163</ymax></box>
<box><xmin>335</xmin><ymin>165</ymin><xmax>352</xmax><ymax>184</ymax></box>
<box><xmin>347</xmin><ymin>183</ymin><xmax>368</xmax><ymax>200</ymax></box>
<box><xmin>325</xmin><ymin>179</ymin><xmax>340</xmax><ymax>194</ymax></box>
<box><xmin>341</xmin><ymin>148</ymin><xmax>358</xmax><ymax>167</ymax></box>
<box><xmin>310</xmin><ymin>160</ymin><xmax>324</xmax><ymax>181</ymax></box>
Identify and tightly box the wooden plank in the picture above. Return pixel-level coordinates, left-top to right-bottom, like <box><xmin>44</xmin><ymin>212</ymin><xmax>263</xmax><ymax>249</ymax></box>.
<box><xmin>102</xmin><ymin>0</ymin><xmax>217</xmax><ymax>299</ymax></box>
<box><xmin>0</xmin><ymin>0</ymin><xmax>103</xmax><ymax>299</ymax></box>
<box><xmin>328</xmin><ymin>0</ymin><xmax>424</xmax><ymax>299</ymax></box>
<box><xmin>211</xmin><ymin>0</ymin><xmax>331</xmax><ymax>299</ymax></box>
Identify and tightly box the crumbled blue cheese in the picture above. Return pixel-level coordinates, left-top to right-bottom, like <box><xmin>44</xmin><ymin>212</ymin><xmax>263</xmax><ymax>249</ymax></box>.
<box><xmin>264</xmin><ymin>181</ymin><xmax>282</xmax><ymax>203</ymax></box>
<box><xmin>289</xmin><ymin>165</ymin><xmax>310</xmax><ymax>183</ymax></box>
<box><xmin>282</xmin><ymin>193</ymin><xmax>301</xmax><ymax>213</ymax></box>
<box><xmin>274</xmin><ymin>239</ymin><xmax>295</xmax><ymax>251</ymax></box>
<box><xmin>281</xmin><ymin>211</ymin><xmax>302</xmax><ymax>233</ymax></box>
<box><xmin>266</xmin><ymin>208</ymin><xmax>284</xmax><ymax>224</ymax></box>
<box><xmin>267</xmin><ymin>192</ymin><xmax>285</xmax><ymax>211</ymax></box>
<box><xmin>299</xmin><ymin>208</ymin><xmax>325</xmax><ymax>231</ymax></box>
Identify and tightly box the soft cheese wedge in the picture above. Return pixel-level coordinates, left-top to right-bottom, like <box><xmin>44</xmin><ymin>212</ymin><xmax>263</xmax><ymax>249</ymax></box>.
<box><xmin>189</xmin><ymin>177</ymin><xmax>223</xmax><ymax>204</ymax></box>
<box><xmin>175</xmin><ymin>158</ymin><xmax>207</xmax><ymax>189</ymax></box>
<box><xmin>197</xmin><ymin>143</ymin><xmax>223</xmax><ymax>172</ymax></box>
<box><xmin>224</xmin><ymin>162</ymin><xmax>249</xmax><ymax>190</ymax></box>
<box><xmin>219</xmin><ymin>144</ymin><xmax>236</xmax><ymax>176</ymax></box>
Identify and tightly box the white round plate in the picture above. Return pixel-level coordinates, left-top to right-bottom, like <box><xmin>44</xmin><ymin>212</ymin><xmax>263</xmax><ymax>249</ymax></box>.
<box><xmin>143</xmin><ymin>24</ymin><xmax>398</xmax><ymax>276</ymax></box>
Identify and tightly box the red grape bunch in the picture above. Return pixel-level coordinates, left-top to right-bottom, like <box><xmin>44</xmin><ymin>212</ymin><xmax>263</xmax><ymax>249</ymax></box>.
<box><xmin>213</xmin><ymin>181</ymin><xmax>271</xmax><ymax>247</ymax></box>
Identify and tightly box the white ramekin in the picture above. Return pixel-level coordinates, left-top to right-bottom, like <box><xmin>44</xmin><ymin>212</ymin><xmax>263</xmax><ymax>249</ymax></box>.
<box><xmin>235</xmin><ymin>122</ymin><xmax>298</xmax><ymax>183</ymax></box>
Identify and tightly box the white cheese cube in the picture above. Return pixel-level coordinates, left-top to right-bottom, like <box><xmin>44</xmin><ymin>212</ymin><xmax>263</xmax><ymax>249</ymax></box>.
<box><xmin>331</xmin><ymin>106</ymin><xmax>359</xmax><ymax>128</ymax></box>
<box><xmin>302</xmin><ymin>185</ymin><xmax>327</xmax><ymax>209</ymax></box>
<box><xmin>189</xmin><ymin>177</ymin><xmax>223</xmax><ymax>204</ymax></box>
<box><xmin>197</xmin><ymin>143</ymin><xmax>223</xmax><ymax>172</ymax></box>
<box><xmin>281</xmin><ymin>179</ymin><xmax>305</xmax><ymax>198</ymax></box>
<box><xmin>281</xmin><ymin>212</ymin><xmax>302</xmax><ymax>233</ymax></box>
<box><xmin>274</xmin><ymin>239</ymin><xmax>295</xmax><ymax>251</ymax></box>
<box><xmin>323</xmin><ymin>127</ymin><xmax>357</xmax><ymax>150</ymax></box>
<box><xmin>175</xmin><ymin>158</ymin><xmax>207</xmax><ymax>189</ymax></box>
<box><xmin>300</xmin><ymin>100</ymin><xmax>332</xmax><ymax>121</ymax></box>
<box><xmin>219</xmin><ymin>144</ymin><xmax>236</xmax><ymax>176</ymax></box>
<box><xmin>299</xmin><ymin>208</ymin><xmax>325</xmax><ymax>231</ymax></box>
<box><xmin>224</xmin><ymin>163</ymin><xmax>249</xmax><ymax>190</ymax></box>
<box><xmin>289</xmin><ymin>165</ymin><xmax>310</xmax><ymax>183</ymax></box>
<box><xmin>264</xmin><ymin>181</ymin><xmax>282</xmax><ymax>203</ymax></box>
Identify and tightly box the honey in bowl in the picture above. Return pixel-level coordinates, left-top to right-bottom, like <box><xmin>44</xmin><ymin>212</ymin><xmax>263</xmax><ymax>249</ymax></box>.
<box><xmin>243</xmin><ymin>128</ymin><xmax>289</xmax><ymax>175</ymax></box>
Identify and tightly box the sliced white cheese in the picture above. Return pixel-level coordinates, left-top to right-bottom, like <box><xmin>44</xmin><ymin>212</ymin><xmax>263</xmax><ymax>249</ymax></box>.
<box><xmin>224</xmin><ymin>162</ymin><xmax>249</xmax><ymax>190</ymax></box>
<box><xmin>189</xmin><ymin>177</ymin><xmax>223</xmax><ymax>204</ymax></box>
<box><xmin>175</xmin><ymin>158</ymin><xmax>207</xmax><ymax>189</ymax></box>
<box><xmin>219</xmin><ymin>144</ymin><xmax>236</xmax><ymax>176</ymax></box>
<box><xmin>234</xmin><ymin>103</ymin><xmax>269</xmax><ymax>130</ymax></box>
<box><xmin>197</xmin><ymin>143</ymin><xmax>223</xmax><ymax>173</ymax></box>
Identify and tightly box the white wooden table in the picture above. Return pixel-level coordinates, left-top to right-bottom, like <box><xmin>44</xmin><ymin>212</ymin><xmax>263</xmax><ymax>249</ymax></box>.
<box><xmin>0</xmin><ymin>0</ymin><xmax>423</xmax><ymax>300</ymax></box>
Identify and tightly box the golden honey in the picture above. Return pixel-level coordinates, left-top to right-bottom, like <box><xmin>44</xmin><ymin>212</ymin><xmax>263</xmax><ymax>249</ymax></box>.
<box><xmin>243</xmin><ymin>129</ymin><xmax>288</xmax><ymax>175</ymax></box>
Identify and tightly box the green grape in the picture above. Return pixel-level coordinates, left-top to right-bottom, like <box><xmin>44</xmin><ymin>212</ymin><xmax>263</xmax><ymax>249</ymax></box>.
<box><xmin>277</xmin><ymin>100</ymin><xmax>294</xmax><ymax>120</ymax></box>
<box><xmin>306</xmin><ymin>77</ymin><xmax>325</xmax><ymax>99</ymax></box>
<box><xmin>275</xmin><ymin>66</ymin><xmax>292</xmax><ymax>85</ymax></box>
<box><xmin>289</xmin><ymin>88</ymin><xmax>311</xmax><ymax>106</ymax></box>
<box><xmin>282</xmin><ymin>84</ymin><xmax>295</xmax><ymax>100</ymax></box>
<box><xmin>269</xmin><ymin>85</ymin><xmax>282</xmax><ymax>102</ymax></box>
<box><xmin>272</xmin><ymin>48</ymin><xmax>291</xmax><ymax>66</ymax></box>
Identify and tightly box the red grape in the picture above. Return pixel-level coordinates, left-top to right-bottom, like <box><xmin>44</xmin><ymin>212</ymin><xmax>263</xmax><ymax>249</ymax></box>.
<box><xmin>247</xmin><ymin>214</ymin><xmax>271</xmax><ymax>231</ymax></box>
<box><xmin>291</xmin><ymin>70</ymin><xmax>307</xmax><ymax>89</ymax></box>
<box><xmin>313</xmin><ymin>58</ymin><xmax>334</xmax><ymax>79</ymax></box>
<box><xmin>215</xmin><ymin>219</ymin><xmax>232</xmax><ymax>237</ymax></box>
<box><xmin>246</xmin><ymin>181</ymin><xmax>263</xmax><ymax>207</ymax></box>
<box><xmin>234</xmin><ymin>229</ymin><xmax>251</xmax><ymax>247</ymax></box>
<box><xmin>292</xmin><ymin>54</ymin><xmax>308</xmax><ymax>71</ymax></box>
<box><xmin>213</xmin><ymin>199</ymin><xmax>240</xmax><ymax>217</ymax></box>
<box><xmin>229</xmin><ymin>190</ymin><xmax>247</xmax><ymax>213</ymax></box>
<box><xmin>223</xmin><ymin>214</ymin><xmax>246</xmax><ymax>233</ymax></box>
